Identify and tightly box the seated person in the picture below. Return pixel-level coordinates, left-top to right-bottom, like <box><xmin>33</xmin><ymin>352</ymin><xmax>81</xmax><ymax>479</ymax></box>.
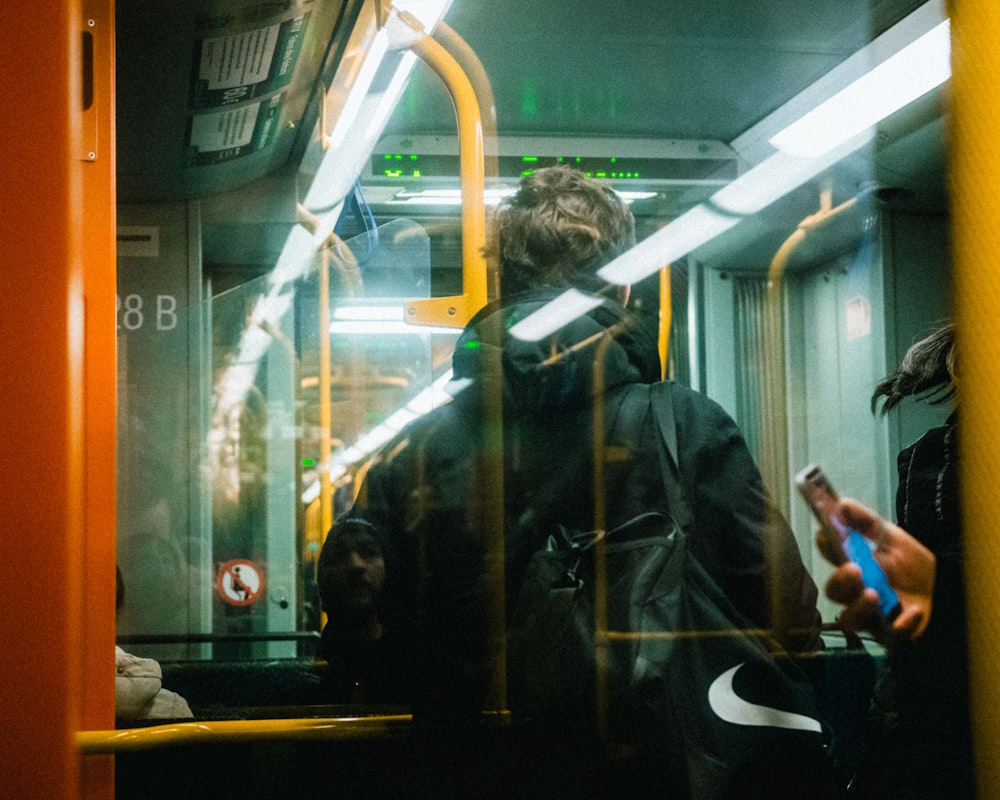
<box><xmin>115</xmin><ymin>566</ymin><xmax>193</xmax><ymax>721</ymax></box>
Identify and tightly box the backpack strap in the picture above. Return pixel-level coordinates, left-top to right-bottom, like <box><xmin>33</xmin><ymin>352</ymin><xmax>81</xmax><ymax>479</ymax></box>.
<box><xmin>610</xmin><ymin>382</ymin><xmax>694</xmax><ymax>533</ymax></box>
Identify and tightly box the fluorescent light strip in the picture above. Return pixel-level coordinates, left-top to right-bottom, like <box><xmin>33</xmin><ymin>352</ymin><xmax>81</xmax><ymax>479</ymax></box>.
<box><xmin>381</xmin><ymin>188</ymin><xmax>658</xmax><ymax>207</ymax></box>
<box><xmin>591</xmin><ymin>13</ymin><xmax>951</xmax><ymax>288</ymax></box>
<box><xmin>269</xmin><ymin>223</ymin><xmax>319</xmax><ymax>287</ymax></box>
<box><xmin>252</xmin><ymin>293</ymin><xmax>293</xmax><ymax>329</ymax></box>
<box><xmin>384</xmin><ymin>188</ymin><xmax>517</xmax><ymax>206</ymax></box>
<box><xmin>508</xmin><ymin>289</ymin><xmax>605</xmax><ymax>342</ymax></box>
<box><xmin>769</xmin><ymin>19</ymin><xmax>951</xmax><ymax>159</ymax></box>
<box><xmin>332</xmin><ymin>305</ymin><xmax>404</xmax><ymax>321</ymax></box>
<box><xmin>616</xmin><ymin>191</ymin><xmax>660</xmax><ymax>202</ymax></box>
<box><xmin>224</xmin><ymin>1</ymin><xmax>461</xmax><ymax>501</ymax></box>
<box><xmin>598</xmin><ymin>204</ymin><xmax>740</xmax><ymax>287</ymax></box>
<box><xmin>711</xmin><ymin>131</ymin><xmax>872</xmax><ymax>217</ymax></box>
<box><xmin>325</xmin><ymin>32</ymin><xmax>390</xmax><ymax>157</ymax></box>
<box><xmin>598</xmin><ymin>124</ymin><xmax>880</xmax><ymax>288</ymax></box>
<box><xmin>305</xmin><ymin>1</ymin><xmax>453</xmax><ymax>212</ymax></box>
<box><xmin>307</xmin><ymin>369</ymin><xmax>457</xmax><ymax>498</ymax></box>
<box><xmin>329</xmin><ymin>320</ymin><xmax>461</xmax><ymax>335</ymax></box>
<box><xmin>597</xmin><ymin>134</ymin><xmax>870</xmax><ymax>287</ymax></box>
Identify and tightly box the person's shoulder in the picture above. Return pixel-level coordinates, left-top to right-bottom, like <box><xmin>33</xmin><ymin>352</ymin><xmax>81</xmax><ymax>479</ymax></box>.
<box><xmin>652</xmin><ymin>381</ymin><xmax>746</xmax><ymax>454</ymax></box>
<box><xmin>656</xmin><ymin>381</ymin><xmax>732</xmax><ymax>420</ymax></box>
<box><xmin>898</xmin><ymin>420</ymin><xmax>957</xmax><ymax>466</ymax></box>
<box><xmin>115</xmin><ymin>646</ymin><xmax>162</xmax><ymax>680</ymax></box>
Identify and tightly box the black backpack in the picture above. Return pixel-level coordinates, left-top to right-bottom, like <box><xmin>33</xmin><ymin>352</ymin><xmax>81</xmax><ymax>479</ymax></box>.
<box><xmin>507</xmin><ymin>381</ymin><xmax>842</xmax><ymax>799</ymax></box>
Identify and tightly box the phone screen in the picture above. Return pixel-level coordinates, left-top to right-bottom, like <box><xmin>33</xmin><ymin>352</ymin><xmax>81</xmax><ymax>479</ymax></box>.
<box><xmin>795</xmin><ymin>465</ymin><xmax>901</xmax><ymax>621</ymax></box>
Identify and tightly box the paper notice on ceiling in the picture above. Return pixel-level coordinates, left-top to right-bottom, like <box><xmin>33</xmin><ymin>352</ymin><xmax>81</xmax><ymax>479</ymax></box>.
<box><xmin>185</xmin><ymin>93</ymin><xmax>283</xmax><ymax>166</ymax></box>
<box><xmin>190</xmin><ymin>14</ymin><xmax>310</xmax><ymax>109</ymax></box>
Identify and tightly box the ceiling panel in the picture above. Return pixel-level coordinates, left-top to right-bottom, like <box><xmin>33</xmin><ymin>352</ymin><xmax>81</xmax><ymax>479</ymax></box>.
<box><xmin>385</xmin><ymin>0</ymin><xmax>929</xmax><ymax>141</ymax></box>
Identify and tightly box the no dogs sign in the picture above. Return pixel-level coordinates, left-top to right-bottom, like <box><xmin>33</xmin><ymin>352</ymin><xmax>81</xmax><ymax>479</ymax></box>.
<box><xmin>216</xmin><ymin>559</ymin><xmax>264</xmax><ymax>606</ymax></box>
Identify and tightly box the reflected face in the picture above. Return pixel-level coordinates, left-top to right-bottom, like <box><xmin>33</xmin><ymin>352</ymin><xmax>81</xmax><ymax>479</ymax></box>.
<box><xmin>322</xmin><ymin>528</ymin><xmax>386</xmax><ymax>612</ymax></box>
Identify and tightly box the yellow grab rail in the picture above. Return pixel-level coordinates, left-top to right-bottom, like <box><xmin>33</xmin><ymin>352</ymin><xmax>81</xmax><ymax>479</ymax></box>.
<box><xmin>77</xmin><ymin>714</ymin><xmax>413</xmax><ymax>755</ymax></box>
<box><xmin>402</xmin><ymin>23</ymin><xmax>488</xmax><ymax>328</ymax></box>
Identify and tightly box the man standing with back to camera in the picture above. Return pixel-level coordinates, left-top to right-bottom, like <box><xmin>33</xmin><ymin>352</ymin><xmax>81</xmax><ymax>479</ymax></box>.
<box><xmin>321</xmin><ymin>166</ymin><xmax>829</xmax><ymax>797</ymax></box>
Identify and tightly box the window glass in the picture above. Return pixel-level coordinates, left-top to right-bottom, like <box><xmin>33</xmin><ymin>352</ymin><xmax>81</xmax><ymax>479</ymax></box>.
<box><xmin>114</xmin><ymin>0</ymin><xmax>953</xmax><ymax>739</ymax></box>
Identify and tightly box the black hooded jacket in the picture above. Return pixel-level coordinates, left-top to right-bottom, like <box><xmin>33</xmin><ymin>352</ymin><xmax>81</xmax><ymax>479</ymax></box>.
<box><xmin>324</xmin><ymin>289</ymin><xmax>823</xmax><ymax>715</ymax></box>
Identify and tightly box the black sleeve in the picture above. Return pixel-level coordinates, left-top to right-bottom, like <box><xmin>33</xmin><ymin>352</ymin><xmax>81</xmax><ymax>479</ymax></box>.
<box><xmin>670</xmin><ymin>385</ymin><xmax>823</xmax><ymax>653</ymax></box>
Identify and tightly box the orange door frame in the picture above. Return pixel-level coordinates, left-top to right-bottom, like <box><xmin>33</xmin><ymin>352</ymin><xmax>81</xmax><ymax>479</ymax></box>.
<box><xmin>0</xmin><ymin>1</ymin><xmax>116</xmax><ymax>799</ymax></box>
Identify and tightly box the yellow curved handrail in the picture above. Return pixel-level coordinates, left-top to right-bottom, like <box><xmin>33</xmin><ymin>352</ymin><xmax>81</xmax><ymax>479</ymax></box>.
<box><xmin>402</xmin><ymin>25</ymin><xmax>488</xmax><ymax>328</ymax></box>
<box><xmin>761</xmin><ymin>184</ymin><xmax>866</xmax><ymax>639</ymax></box>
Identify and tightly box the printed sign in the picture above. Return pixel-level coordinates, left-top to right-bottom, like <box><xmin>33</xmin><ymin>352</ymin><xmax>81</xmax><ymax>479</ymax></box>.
<box><xmin>845</xmin><ymin>295</ymin><xmax>872</xmax><ymax>340</ymax></box>
<box><xmin>117</xmin><ymin>226</ymin><xmax>160</xmax><ymax>258</ymax></box>
<box><xmin>216</xmin><ymin>559</ymin><xmax>265</xmax><ymax>606</ymax></box>
<box><xmin>184</xmin><ymin>92</ymin><xmax>284</xmax><ymax>166</ymax></box>
<box><xmin>190</xmin><ymin>14</ymin><xmax>310</xmax><ymax>109</ymax></box>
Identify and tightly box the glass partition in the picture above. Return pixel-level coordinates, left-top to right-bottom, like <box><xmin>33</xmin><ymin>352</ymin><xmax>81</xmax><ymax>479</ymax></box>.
<box><xmin>114</xmin><ymin>11</ymin><xmax>958</xmax><ymax>793</ymax></box>
<box><xmin>116</xmin><ymin>217</ymin><xmax>459</xmax><ymax>674</ymax></box>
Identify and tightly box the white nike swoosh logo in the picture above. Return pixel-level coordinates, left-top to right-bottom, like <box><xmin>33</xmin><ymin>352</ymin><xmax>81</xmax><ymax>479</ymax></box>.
<box><xmin>708</xmin><ymin>663</ymin><xmax>822</xmax><ymax>733</ymax></box>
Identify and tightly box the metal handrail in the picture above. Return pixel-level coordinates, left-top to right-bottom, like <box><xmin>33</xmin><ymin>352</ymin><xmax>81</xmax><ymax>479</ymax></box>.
<box><xmin>401</xmin><ymin>19</ymin><xmax>488</xmax><ymax>328</ymax></box>
<box><xmin>116</xmin><ymin>632</ymin><xmax>320</xmax><ymax>646</ymax></box>
<box><xmin>77</xmin><ymin>714</ymin><xmax>413</xmax><ymax>755</ymax></box>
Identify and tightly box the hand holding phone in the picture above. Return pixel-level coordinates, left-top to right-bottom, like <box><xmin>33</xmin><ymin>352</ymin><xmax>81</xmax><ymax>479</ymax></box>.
<box><xmin>795</xmin><ymin>464</ymin><xmax>901</xmax><ymax>622</ymax></box>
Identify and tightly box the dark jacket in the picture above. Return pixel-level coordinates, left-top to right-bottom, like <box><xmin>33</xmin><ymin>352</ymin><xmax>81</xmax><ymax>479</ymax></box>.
<box><xmin>855</xmin><ymin>417</ymin><xmax>973</xmax><ymax>799</ymax></box>
<box><xmin>325</xmin><ymin>289</ymin><xmax>823</xmax><ymax>717</ymax></box>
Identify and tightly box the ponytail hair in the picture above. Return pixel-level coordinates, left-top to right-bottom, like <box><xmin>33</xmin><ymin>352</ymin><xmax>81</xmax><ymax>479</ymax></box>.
<box><xmin>872</xmin><ymin>323</ymin><xmax>957</xmax><ymax>414</ymax></box>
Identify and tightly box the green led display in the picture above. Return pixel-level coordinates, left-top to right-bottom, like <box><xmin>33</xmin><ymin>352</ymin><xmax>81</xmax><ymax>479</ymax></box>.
<box><xmin>373</xmin><ymin>153</ymin><xmax>736</xmax><ymax>182</ymax></box>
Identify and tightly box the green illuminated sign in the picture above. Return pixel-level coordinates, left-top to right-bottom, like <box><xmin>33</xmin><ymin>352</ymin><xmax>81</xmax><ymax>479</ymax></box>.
<box><xmin>372</xmin><ymin>153</ymin><xmax>735</xmax><ymax>181</ymax></box>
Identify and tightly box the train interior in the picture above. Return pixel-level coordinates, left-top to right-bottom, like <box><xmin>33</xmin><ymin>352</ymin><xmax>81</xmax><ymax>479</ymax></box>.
<box><xmin>107</xmin><ymin>0</ymin><xmax>955</xmax><ymax>795</ymax></box>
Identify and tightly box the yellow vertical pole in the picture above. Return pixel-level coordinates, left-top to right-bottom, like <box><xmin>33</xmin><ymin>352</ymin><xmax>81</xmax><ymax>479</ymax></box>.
<box><xmin>658</xmin><ymin>266</ymin><xmax>671</xmax><ymax>380</ymax></box>
<box><xmin>319</xmin><ymin>249</ymin><xmax>334</xmax><ymax>536</ymax></box>
<box><xmin>950</xmin><ymin>1</ymin><xmax>1000</xmax><ymax>796</ymax></box>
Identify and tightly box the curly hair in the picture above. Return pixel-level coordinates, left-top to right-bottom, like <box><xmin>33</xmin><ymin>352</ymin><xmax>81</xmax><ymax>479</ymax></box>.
<box><xmin>484</xmin><ymin>166</ymin><xmax>636</xmax><ymax>297</ymax></box>
<box><xmin>872</xmin><ymin>322</ymin><xmax>957</xmax><ymax>414</ymax></box>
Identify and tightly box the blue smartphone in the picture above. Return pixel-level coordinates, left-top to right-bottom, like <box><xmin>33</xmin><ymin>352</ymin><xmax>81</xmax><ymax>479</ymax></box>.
<box><xmin>795</xmin><ymin>464</ymin><xmax>901</xmax><ymax>621</ymax></box>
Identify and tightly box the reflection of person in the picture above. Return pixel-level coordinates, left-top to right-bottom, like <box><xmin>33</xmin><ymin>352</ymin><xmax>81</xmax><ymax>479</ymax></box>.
<box><xmin>820</xmin><ymin>323</ymin><xmax>972</xmax><ymax>800</ymax></box>
<box><xmin>115</xmin><ymin>567</ymin><xmax>193</xmax><ymax>721</ymax></box>
<box><xmin>313</xmin><ymin>519</ymin><xmax>414</xmax><ymax>706</ymax></box>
